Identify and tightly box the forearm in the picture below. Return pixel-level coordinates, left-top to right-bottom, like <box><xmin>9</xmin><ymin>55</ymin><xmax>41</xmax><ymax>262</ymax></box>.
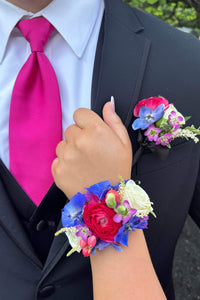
<box><xmin>90</xmin><ymin>230</ymin><xmax>166</xmax><ymax>300</ymax></box>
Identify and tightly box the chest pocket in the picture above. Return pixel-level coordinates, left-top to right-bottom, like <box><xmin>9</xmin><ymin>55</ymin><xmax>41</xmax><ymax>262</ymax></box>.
<box><xmin>134</xmin><ymin>139</ymin><xmax>195</xmax><ymax>176</ymax></box>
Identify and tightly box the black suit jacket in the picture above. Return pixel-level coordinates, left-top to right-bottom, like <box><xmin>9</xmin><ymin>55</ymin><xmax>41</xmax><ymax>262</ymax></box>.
<box><xmin>1</xmin><ymin>0</ymin><xmax>200</xmax><ymax>299</ymax></box>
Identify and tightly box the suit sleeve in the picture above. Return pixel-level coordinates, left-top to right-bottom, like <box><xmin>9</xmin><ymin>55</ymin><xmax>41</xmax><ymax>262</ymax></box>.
<box><xmin>189</xmin><ymin>162</ymin><xmax>200</xmax><ymax>228</ymax></box>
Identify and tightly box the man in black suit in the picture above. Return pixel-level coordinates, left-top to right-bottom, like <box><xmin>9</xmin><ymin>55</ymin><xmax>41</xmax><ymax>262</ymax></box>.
<box><xmin>0</xmin><ymin>0</ymin><xmax>200</xmax><ymax>299</ymax></box>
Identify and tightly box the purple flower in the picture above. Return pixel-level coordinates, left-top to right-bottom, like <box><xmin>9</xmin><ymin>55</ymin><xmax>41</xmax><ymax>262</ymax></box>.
<box><xmin>169</xmin><ymin>111</ymin><xmax>184</xmax><ymax>129</ymax></box>
<box><xmin>113</xmin><ymin>201</ymin><xmax>137</xmax><ymax>225</ymax></box>
<box><xmin>62</xmin><ymin>193</ymin><xmax>85</xmax><ymax>227</ymax></box>
<box><xmin>155</xmin><ymin>133</ymin><xmax>172</xmax><ymax>146</ymax></box>
<box><xmin>114</xmin><ymin>216</ymin><xmax>149</xmax><ymax>247</ymax></box>
<box><xmin>132</xmin><ymin>104</ymin><xmax>164</xmax><ymax>130</ymax></box>
<box><xmin>144</xmin><ymin>124</ymin><xmax>161</xmax><ymax>142</ymax></box>
<box><xmin>76</xmin><ymin>225</ymin><xmax>92</xmax><ymax>241</ymax></box>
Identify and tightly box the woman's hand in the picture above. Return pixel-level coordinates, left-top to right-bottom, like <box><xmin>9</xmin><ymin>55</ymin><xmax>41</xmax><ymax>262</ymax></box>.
<box><xmin>52</xmin><ymin>101</ymin><xmax>132</xmax><ymax>199</ymax></box>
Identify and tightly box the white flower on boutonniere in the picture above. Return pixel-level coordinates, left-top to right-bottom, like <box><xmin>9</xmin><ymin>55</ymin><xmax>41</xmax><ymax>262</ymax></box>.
<box><xmin>122</xmin><ymin>180</ymin><xmax>155</xmax><ymax>218</ymax></box>
<box><xmin>156</xmin><ymin>104</ymin><xmax>185</xmax><ymax>128</ymax></box>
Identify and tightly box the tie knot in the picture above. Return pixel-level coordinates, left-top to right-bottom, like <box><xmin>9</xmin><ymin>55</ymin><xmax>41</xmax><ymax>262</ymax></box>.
<box><xmin>17</xmin><ymin>18</ymin><xmax>54</xmax><ymax>52</ymax></box>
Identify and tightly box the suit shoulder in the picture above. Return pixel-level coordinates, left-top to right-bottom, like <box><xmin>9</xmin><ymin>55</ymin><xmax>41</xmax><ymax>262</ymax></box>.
<box><xmin>130</xmin><ymin>6</ymin><xmax>199</xmax><ymax>49</ymax></box>
<box><xmin>124</xmin><ymin>7</ymin><xmax>200</xmax><ymax>54</ymax></box>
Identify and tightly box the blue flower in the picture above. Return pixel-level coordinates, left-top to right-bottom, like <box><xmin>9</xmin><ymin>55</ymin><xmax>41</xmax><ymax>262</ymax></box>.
<box><xmin>86</xmin><ymin>181</ymin><xmax>111</xmax><ymax>200</ymax></box>
<box><xmin>132</xmin><ymin>104</ymin><xmax>164</xmax><ymax>130</ymax></box>
<box><xmin>62</xmin><ymin>193</ymin><xmax>85</xmax><ymax>227</ymax></box>
<box><xmin>91</xmin><ymin>240</ymin><xmax>110</xmax><ymax>254</ymax></box>
<box><xmin>111</xmin><ymin>243</ymin><xmax>123</xmax><ymax>252</ymax></box>
<box><xmin>92</xmin><ymin>240</ymin><xmax>122</xmax><ymax>254</ymax></box>
<box><xmin>114</xmin><ymin>216</ymin><xmax>148</xmax><ymax>247</ymax></box>
<box><xmin>86</xmin><ymin>181</ymin><xmax>121</xmax><ymax>200</ymax></box>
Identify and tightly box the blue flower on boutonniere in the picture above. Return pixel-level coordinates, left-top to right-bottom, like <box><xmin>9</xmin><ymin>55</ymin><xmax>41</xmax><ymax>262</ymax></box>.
<box><xmin>132</xmin><ymin>96</ymin><xmax>200</xmax><ymax>166</ymax></box>
<box><xmin>132</xmin><ymin>104</ymin><xmax>165</xmax><ymax>130</ymax></box>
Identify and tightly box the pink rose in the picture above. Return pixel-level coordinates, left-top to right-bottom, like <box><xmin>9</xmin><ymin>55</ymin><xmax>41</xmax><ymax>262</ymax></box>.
<box><xmin>134</xmin><ymin>96</ymin><xmax>169</xmax><ymax>117</ymax></box>
<box><xmin>83</xmin><ymin>200</ymin><xmax>121</xmax><ymax>243</ymax></box>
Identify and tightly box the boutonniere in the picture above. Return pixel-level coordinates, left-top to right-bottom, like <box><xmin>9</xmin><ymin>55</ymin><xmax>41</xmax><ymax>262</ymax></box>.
<box><xmin>132</xmin><ymin>96</ymin><xmax>200</xmax><ymax>165</ymax></box>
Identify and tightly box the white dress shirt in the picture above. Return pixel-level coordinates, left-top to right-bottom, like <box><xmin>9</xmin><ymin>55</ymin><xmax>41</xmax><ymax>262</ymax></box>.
<box><xmin>0</xmin><ymin>0</ymin><xmax>104</xmax><ymax>170</ymax></box>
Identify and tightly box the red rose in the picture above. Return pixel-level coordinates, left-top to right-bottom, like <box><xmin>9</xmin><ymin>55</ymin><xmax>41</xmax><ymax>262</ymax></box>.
<box><xmin>134</xmin><ymin>96</ymin><xmax>169</xmax><ymax>117</ymax></box>
<box><xmin>83</xmin><ymin>200</ymin><xmax>121</xmax><ymax>243</ymax></box>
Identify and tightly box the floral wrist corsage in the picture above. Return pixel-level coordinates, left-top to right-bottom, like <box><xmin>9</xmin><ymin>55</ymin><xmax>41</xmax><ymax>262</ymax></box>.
<box><xmin>132</xmin><ymin>96</ymin><xmax>200</xmax><ymax>165</ymax></box>
<box><xmin>56</xmin><ymin>177</ymin><xmax>154</xmax><ymax>257</ymax></box>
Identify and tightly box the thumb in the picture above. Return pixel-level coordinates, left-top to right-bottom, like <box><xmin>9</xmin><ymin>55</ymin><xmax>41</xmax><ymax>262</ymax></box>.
<box><xmin>102</xmin><ymin>99</ymin><xmax>131</xmax><ymax>146</ymax></box>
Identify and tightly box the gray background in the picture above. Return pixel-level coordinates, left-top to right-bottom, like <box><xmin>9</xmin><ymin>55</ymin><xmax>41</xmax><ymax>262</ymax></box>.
<box><xmin>173</xmin><ymin>217</ymin><xmax>200</xmax><ymax>299</ymax></box>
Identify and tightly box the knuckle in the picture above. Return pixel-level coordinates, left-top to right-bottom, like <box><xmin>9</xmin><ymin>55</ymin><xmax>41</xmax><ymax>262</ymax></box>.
<box><xmin>64</xmin><ymin>124</ymin><xmax>75</xmax><ymax>140</ymax></box>
<box><xmin>51</xmin><ymin>158</ymin><xmax>58</xmax><ymax>175</ymax></box>
<box><xmin>63</xmin><ymin>145</ymin><xmax>76</xmax><ymax>162</ymax></box>
<box><xmin>55</xmin><ymin>141</ymin><xmax>65</xmax><ymax>157</ymax></box>
<box><xmin>51</xmin><ymin>158</ymin><xmax>62</xmax><ymax>180</ymax></box>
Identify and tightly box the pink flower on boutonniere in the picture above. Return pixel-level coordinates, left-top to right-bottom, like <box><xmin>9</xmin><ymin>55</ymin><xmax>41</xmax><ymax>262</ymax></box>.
<box><xmin>134</xmin><ymin>96</ymin><xmax>169</xmax><ymax>118</ymax></box>
<box><xmin>144</xmin><ymin>124</ymin><xmax>161</xmax><ymax>142</ymax></box>
<box><xmin>155</xmin><ymin>133</ymin><xmax>172</xmax><ymax>146</ymax></box>
<box><xmin>168</xmin><ymin>111</ymin><xmax>184</xmax><ymax>130</ymax></box>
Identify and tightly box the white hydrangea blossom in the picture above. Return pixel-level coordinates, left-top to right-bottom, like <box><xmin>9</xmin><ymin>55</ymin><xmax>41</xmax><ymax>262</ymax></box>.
<box><xmin>122</xmin><ymin>180</ymin><xmax>153</xmax><ymax>218</ymax></box>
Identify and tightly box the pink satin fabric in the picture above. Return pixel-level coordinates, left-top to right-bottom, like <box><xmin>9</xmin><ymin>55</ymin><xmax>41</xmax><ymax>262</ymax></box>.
<box><xmin>9</xmin><ymin>18</ymin><xmax>62</xmax><ymax>206</ymax></box>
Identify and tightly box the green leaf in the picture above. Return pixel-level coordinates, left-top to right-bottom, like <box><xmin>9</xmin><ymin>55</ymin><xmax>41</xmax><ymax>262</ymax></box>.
<box><xmin>147</xmin><ymin>0</ymin><xmax>159</xmax><ymax>4</ymax></box>
<box><xmin>184</xmin><ymin>116</ymin><xmax>191</xmax><ymax>122</ymax></box>
<box><xmin>150</xmin><ymin>211</ymin><xmax>157</xmax><ymax>218</ymax></box>
<box><xmin>166</xmin><ymin>143</ymin><xmax>171</xmax><ymax>149</ymax></box>
<box><xmin>184</xmin><ymin>126</ymin><xmax>200</xmax><ymax>135</ymax></box>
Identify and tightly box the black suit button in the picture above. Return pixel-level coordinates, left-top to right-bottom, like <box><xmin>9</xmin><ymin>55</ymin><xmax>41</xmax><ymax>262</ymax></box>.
<box><xmin>36</xmin><ymin>220</ymin><xmax>48</xmax><ymax>231</ymax></box>
<box><xmin>38</xmin><ymin>285</ymin><xmax>55</xmax><ymax>297</ymax></box>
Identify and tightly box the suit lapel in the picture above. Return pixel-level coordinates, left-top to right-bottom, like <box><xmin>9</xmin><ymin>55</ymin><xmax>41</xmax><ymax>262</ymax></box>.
<box><xmin>92</xmin><ymin>0</ymin><xmax>151</xmax><ymax>128</ymax></box>
<box><xmin>0</xmin><ymin>161</ymin><xmax>42</xmax><ymax>269</ymax></box>
<box><xmin>40</xmin><ymin>219</ymin><xmax>69</xmax><ymax>279</ymax></box>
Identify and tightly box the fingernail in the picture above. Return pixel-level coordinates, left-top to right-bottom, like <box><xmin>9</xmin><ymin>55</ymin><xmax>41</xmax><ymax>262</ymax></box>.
<box><xmin>110</xmin><ymin>96</ymin><xmax>115</xmax><ymax>112</ymax></box>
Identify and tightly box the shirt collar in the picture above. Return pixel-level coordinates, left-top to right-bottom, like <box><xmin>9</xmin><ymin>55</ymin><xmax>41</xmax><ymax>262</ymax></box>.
<box><xmin>0</xmin><ymin>0</ymin><xmax>30</xmax><ymax>63</ymax></box>
<box><xmin>0</xmin><ymin>0</ymin><xmax>103</xmax><ymax>63</ymax></box>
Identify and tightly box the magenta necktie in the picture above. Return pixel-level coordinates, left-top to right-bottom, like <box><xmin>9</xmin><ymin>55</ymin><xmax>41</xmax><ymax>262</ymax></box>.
<box><xmin>9</xmin><ymin>18</ymin><xmax>62</xmax><ymax>206</ymax></box>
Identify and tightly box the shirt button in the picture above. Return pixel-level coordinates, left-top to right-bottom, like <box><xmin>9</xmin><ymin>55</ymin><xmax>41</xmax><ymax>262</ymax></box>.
<box><xmin>38</xmin><ymin>285</ymin><xmax>55</xmax><ymax>298</ymax></box>
<box><xmin>36</xmin><ymin>220</ymin><xmax>48</xmax><ymax>231</ymax></box>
